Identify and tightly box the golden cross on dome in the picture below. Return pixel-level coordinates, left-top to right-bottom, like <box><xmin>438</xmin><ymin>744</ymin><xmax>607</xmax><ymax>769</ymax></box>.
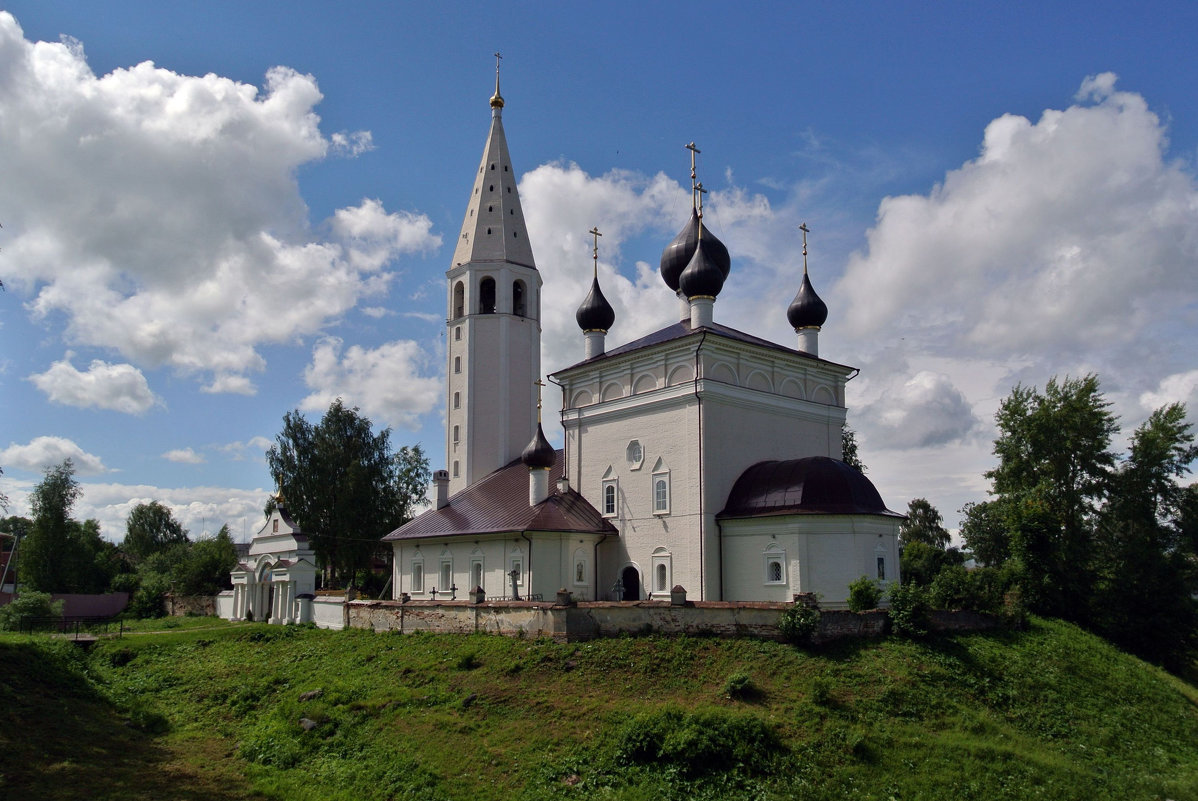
<box><xmin>799</xmin><ymin>222</ymin><xmax>810</xmax><ymax>274</ymax></box>
<box><xmin>490</xmin><ymin>52</ymin><xmax>504</xmax><ymax>108</ymax></box>
<box><xmin>685</xmin><ymin>142</ymin><xmax>701</xmax><ymax>208</ymax></box>
<box><xmin>589</xmin><ymin>226</ymin><xmax>602</xmax><ymax>278</ymax></box>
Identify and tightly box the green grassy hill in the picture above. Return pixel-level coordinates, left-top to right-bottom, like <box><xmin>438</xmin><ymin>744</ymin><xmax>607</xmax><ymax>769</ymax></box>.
<box><xmin>2</xmin><ymin>618</ymin><xmax>1196</xmax><ymax>800</ymax></box>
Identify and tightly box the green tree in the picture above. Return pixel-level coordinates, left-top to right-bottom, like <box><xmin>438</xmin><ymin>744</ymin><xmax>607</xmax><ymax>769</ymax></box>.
<box><xmin>1092</xmin><ymin>404</ymin><xmax>1198</xmax><ymax>670</ymax></box>
<box><xmin>20</xmin><ymin>460</ymin><xmax>82</xmax><ymax>592</ymax></box>
<box><xmin>176</xmin><ymin>525</ymin><xmax>238</xmax><ymax>595</ymax></box>
<box><xmin>266</xmin><ymin>399</ymin><xmax>430</xmax><ymax>587</ymax></box>
<box><xmin>959</xmin><ymin>500</ymin><xmax>1009</xmax><ymax>567</ymax></box>
<box><xmin>123</xmin><ymin>501</ymin><xmax>189</xmax><ymax>563</ymax></box>
<box><xmin>986</xmin><ymin>375</ymin><xmax>1118</xmax><ymax>621</ymax></box>
<box><xmin>900</xmin><ymin>498</ymin><xmax>950</xmax><ymax>551</ymax></box>
<box><xmin>841</xmin><ymin>424</ymin><xmax>865</xmax><ymax>473</ymax></box>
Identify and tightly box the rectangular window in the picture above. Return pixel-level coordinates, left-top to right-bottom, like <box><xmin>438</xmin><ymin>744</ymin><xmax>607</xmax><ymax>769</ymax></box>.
<box><xmin>652</xmin><ymin>474</ymin><xmax>670</xmax><ymax>514</ymax></box>
<box><xmin>509</xmin><ymin>558</ymin><xmax>523</xmax><ymax>586</ymax></box>
<box><xmin>411</xmin><ymin>563</ymin><xmax>424</xmax><ymax>593</ymax></box>
<box><xmin>440</xmin><ymin>561</ymin><xmax>452</xmax><ymax>592</ymax></box>
<box><xmin>453</xmin><ymin>461</ymin><xmax>459</xmax><ymax>478</ymax></box>
<box><xmin>602</xmin><ymin>479</ymin><xmax>618</xmax><ymax>517</ymax></box>
<box><xmin>472</xmin><ymin>560</ymin><xmax>484</xmax><ymax>591</ymax></box>
<box><xmin>877</xmin><ymin>556</ymin><xmax>886</xmax><ymax>582</ymax></box>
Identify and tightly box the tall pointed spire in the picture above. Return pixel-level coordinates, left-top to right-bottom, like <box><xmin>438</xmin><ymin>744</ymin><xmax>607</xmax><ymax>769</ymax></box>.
<box><xmin>451</xmin><ymin>56</ymin><xmax>535</xmax><ymax>270</ymax></box>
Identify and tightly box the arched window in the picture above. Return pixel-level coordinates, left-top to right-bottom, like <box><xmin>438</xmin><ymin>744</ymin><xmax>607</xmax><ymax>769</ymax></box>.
<box><xmin>513</xmin><ymin>280</ymin><xmax>526</xmax><ymax>317</ymax></box>
<box><xmin>454</xmin><ymin>356</ymin><xmax>461</xmax><ymax>373</ymax></box>
<box><xmin>453</xmin><ymin>392</ymin><xmax>460</xmax><ymax>409</ymax></box>
<box><xmin>654</xmin><ymin>478</ymin><xmax>669</xmax><ymax>513</ymax></box>
<box><xmin>602</xmin><ymin>482</ymin><xmax>617</xmax><ymax>516</ymax></box>
<box><xmin>656</xmin><ymin>563</ymin><xmax>667</xmax><ymax>593</ymax></box>
<box><xmin>453</xmin><ymin>281</ymin><xmax>465</xmax><ymax>318</ymax></box>
<box><xmin>453</xmin><ymin>425</ymin><xmax>460</xmax><ymax>443</ymax></box>
<box><xmin>763</xmin><ymin>546</ymin><xmax>787</xmax><ymax>585</ymax></box>
<box><xmin>479</xmin><ymin>277</ymin><xmax>496</xmax><ymax>314</ymax></box>
<box><xmin>768</xmin><ymin>561</ymin><xmax>783</xmax><ymax>582</ymax></box>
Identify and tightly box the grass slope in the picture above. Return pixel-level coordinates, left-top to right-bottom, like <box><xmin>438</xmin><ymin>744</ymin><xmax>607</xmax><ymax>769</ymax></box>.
<box><xmin>2</xmin><ymin>618</ymin><xmax>1196</xmax><ymax>800</ymax></box>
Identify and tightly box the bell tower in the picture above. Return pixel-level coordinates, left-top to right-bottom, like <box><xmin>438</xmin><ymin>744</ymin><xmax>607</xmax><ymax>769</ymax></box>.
<box><xmin>445</xmin><ymin>56</ymin><xmax>542</xmax><ymax>495</ymax></box>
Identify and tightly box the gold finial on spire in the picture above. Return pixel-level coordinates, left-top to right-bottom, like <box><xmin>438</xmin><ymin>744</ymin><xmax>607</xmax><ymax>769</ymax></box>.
<box><xmin>534</xmin><ymin>378</ymin><xmax>545</xmax><ymax>422</ymax></box>
<box><xmin>490</xmin><ymin>51</ymin><xmax>505</xmax><ymax>109</ymax></box>
<box><xmin>588</xmin><ymin>226</ymin><xmax>603</xmax><ymax>279</ymax></box>
<box><xmin>685</xmin><ymin>142</ymin><xmax>701</xmax><ymax>209</ymax></box>
<box><xmin>799</xmin><ymin>222</ymin><xmax>810</xmax><ymax>275</ymax></box>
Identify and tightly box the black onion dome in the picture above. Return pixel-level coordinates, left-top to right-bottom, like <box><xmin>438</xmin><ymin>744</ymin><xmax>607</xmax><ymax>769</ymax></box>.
<box><xmin>521</xmin><ymin>423</ymin><xmax>556</xmax><ymax>469</ymax></box>
<box><xmin>575</xmin><ymin>276</ymin><xmax>616</xmax><ymax>332</ymax></box>
<box><xmin>787</xmin><ymin>272</ymin><xmax>828</xmax><ymax>329</ymax></box>
<box><xmin>720</xmin><ymin>457</ymin><xmax>902</xmax><ymax>518</ymax></box>
<box><xmin>678</xmin><ymin>235</ymin><xmax>727</xmax><ymax>299</ymax></box>
<box><xmin>660</xmin><ymin>209</ymin><xmax>732</xmax><ymax>291</ymax></box>
<box><xmin>659</xmin><ymin>208</ymin><xmax>699</xmax><ymax>291</ymax></box>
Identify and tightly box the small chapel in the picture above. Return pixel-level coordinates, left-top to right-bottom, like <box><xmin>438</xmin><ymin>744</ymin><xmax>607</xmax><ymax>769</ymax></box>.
<box><xmin>383</xmin><ymin>68</ymin><xmax>903</xmax><ymax>608</ymax></box>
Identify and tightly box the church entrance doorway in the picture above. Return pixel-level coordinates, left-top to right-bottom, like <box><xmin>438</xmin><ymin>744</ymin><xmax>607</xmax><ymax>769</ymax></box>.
<box><xmin>621</xmin><ymin>566</ymin><xmax>640</xmax><ymax>601</ymax></box>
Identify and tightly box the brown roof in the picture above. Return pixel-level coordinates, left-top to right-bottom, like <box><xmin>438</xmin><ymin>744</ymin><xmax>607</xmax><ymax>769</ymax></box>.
<box><xmin>552</xmin><ymin>319</ymin><xmax>855</xmax><ymax>375</ymax></box>
<box><xmin>384</xmin><ymin>452</ymin><xmax>616</xmax><ymax>541</ymax></box>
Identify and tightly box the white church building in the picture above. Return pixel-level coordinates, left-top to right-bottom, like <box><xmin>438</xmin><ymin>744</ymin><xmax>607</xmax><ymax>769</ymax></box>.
<box><xmin>384</xmin><ymin>71</ymin><xmax>902</xmax><ymax>607</ymax></box>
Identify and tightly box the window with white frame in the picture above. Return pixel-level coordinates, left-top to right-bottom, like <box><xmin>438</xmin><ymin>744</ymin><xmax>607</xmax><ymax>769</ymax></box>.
<box><xmin>440</xmin><ymin>560</ymin><xmax>452</xmax><ymax>592</ymax></box>
<box><xmin>472</xmin><ymin>559</ymin><xmax>484</xmax><ymax>591</ymax></box>
<box><xmin>876</xmin><ymin>555</ymin><xmax>887</xmax><ymax>582</ymax></box>
<box><xmin>651</xmin><ymin>547</ymin><xmax>672</xmax><ymax>595</ymax></box>
<box><xmin>602</xmin><ymin>479</ymin><xmax>618</xmax><ymax>517</ymax></box>
<box><xmin>763</xmin><ymin>546</ymin><xmax>786</xmax><ymax>585</ymax></box>
<box><xmin>626</xmin><ymin>440</ymin><xmax>644</xmax><ymax>469</ymax></box>
<box><xmin>651</xmin><ymin>458</ymin><xmax>670</xmax><ymax>514</ymax></box>
<box><xmin>411</xmin><ymin>560</ymin><xmax>424</xmax><ymax>593</ymax></box>
<box><xmin>509</xmin><ymin>555</ymin><xmax>523</xmax><ymax>586</ymax></box>
<box><xmin>573</xmin><ymin>549</ymin><xmax>588</xmax><ymax>586</ymax></box>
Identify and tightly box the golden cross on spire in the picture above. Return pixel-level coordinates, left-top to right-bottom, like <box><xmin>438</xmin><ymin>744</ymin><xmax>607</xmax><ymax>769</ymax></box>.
<box><xmin>685</xmin><ymin>142</ymin><xmax>701</xmax><ymax>209</ymax></box>
<box><xmin>588</xmin><ymin>226</ymin><xmax>602</xmax><ymax>279</ymax></box>
<box><xmin>799</xmin><ymin>222</ymin><xmax>810</xmax><ymax>274</ymax></box>
<box><xmin>490</xmin><ymin>52</ymin><xmax>504</xmax><ymax>108</ymax></box>
<box><xmin>534</xmin><ymin>378</ymin><xmax>545</xmax><ymax>422</ymax></box>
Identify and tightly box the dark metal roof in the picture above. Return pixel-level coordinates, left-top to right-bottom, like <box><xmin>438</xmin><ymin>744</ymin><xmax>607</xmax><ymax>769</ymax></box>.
<box><xmin>659</xmin><ymin>208</ymin><xmax>730</xmax><ymax>291</ymax></box>
<box><xmin>719</xmin><ymin>457</ymin><xmax>903</xmax><ymax>519</ymax></box>
<box><xmin>553</xmin><ymin>319</ymin><xmax>854</xmax><ymax>374</ymax></box>
<box><xmin>787</xmin><ymin>272</ymin><xmax>828</xmax><ymax>330</ymax></box>
<box><xmin>384</xmin><ymin>451</ymin><xmax>616</xmax><ymax>540</ymax></box>
<box><xmin>576</xmin><ymin>275</ymin><xmax>616</xmax><ymax>332</ymax></box>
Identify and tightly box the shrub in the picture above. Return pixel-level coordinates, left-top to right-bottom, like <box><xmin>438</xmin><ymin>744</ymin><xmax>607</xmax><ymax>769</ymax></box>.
<box><xmin>778</xmin><ymin>601</ymin><xmax>821</xmax><ymax>644</ymax></box>
<box><xmin>847</xmin><ymin>576</ymin><xmax>883</xmax><ymax>612</ymax></box>
<box><xmin>723</xmin><ymin>671</ymin><xmax>758</xmax><ymax>701</ymax></box>
<box><xmin>928</xmin><ymin>565</ymin><xmax>972</xmax><ymax>610</ymax></box>
<box><xmin>887</xmin><ymin>581</ymin><xmax>930</xmax><ymax>638</ymax></box>
<box><xmin>613</xmin><ymin>707</ymin><xmax>783</xmax><ymax>778</ymax></box>
<box><xmin>0</xmin><ymin>591</ymin><xmax>64</xmax><ymax>631</ymax></box>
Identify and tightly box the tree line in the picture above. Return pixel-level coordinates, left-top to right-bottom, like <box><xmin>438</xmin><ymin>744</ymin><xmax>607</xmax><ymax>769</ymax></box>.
<box><xmin>0</xmin><ymin>399</ymin><xmax>430</xmax><ymax>619</ymax></box>
<box><xmin>895</xmin><ymin>375</ymin><xmax>1197</xmax><ymax>672</ymax></box>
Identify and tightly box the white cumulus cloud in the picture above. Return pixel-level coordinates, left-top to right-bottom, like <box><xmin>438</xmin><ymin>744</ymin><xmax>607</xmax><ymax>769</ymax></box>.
<box><xmin>0</xmin><ymin>13</ymin><xmax>440</xmax><ymax>392</ymax></box>
<box><xmin>162</xmin><ymin>448</ymin><xmax>205</xmax><ymax>464</ymax></box>
<box><xmin>0</xmin><ymin>436</ymin><xmax>107</xmax><ymax>475</ymax></box>
<box><xmin>28</xmin><ymin>356</ymin><xmax>161</xmax><ymax>414</ymax></box>
<box><xmin>300</xmin><ymin>337</ymin><xmax>442</xmax><ymax>430</ymax></box>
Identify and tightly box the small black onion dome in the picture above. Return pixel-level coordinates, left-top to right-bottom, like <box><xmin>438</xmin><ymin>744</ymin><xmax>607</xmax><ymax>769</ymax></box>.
<box><xmin>787</xmin><ymin>272</ymin><xmax>828</xmax><ymax>329</ymax></box>
<box><xmin>660</xmin><ymin>209</ymin><xmax>732</xmax><ymax>290</ymax></box>
<box><xmin>575</xmin><ymin>276</ymin><xmax>616</xmax><ymax>332</ymax></box>
<box><xmin>660</xmin><ymin>208</ymin><xmax>699</xmax><ymax>291</ymax></box>
<box><xmin>678</xmin><ymin>235</ymin><xmax>728</xmax><ymax>299</ymax></box>
<box><xmin>521</xmin><ymin>423</ymin><xmax>556</xmax><ymax>469</ymax></box>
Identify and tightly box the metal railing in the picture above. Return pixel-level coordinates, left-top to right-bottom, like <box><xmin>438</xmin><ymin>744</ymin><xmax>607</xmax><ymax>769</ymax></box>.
<box><xmin>18</xmin><ymin>615</ymin><xmax>124</xmax><ymax>639</ymax></box>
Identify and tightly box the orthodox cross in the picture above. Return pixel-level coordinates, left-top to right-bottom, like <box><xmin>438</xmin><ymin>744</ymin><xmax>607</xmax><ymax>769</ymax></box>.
<box><xmin>589</xmin><ymin>226</ymin><xmax>602</xmax><ymax>278</ymax></box>
<box><xmin>695</xmin><ymin>181</ymin><xmax>708</xmax><ymax>237</ymax></box>
<box><xmin>799</xmin><ymin>222</ymin><xmax>810</xmax><ymax>274</ymax></box>
<box><xmin>685</xmin><ymin>142</ymin><xmax>701</xmax><ymax>207</ymax></box>
<box><xmin>534</xmin><ymin>378</ymin><xmax>545</xmax><ymax>421</ymax></box>
<box><xmin>492</xmin><ymin>52</ymin><xmax>503</xmax><ymax>99</ymax></box>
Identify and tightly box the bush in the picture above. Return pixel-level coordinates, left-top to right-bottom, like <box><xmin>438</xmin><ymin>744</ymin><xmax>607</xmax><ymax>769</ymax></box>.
<box><xmin>613</xmin><ymin>707</ymin><xmax>783</xmax><ymax>778</ymax></box>
<box><xmin>847</xmin><ymin>576</ymin><xmax>883</xmax><ymax>612</ymax></box>
<box><xmin>887</xmin><ymin>581</ymin><xmax>930</xmax><ymax>638</ymax></box>
<box><xmin>928</xmin><ymin>565</ymin><xmax>972</xmax><ymax>610</ymax></box>
<box><xmin>723</xmin><ymin>671</ymin><xmax>758</xmax><ymax>701</ymax></box>
<box><xmin>778</xmin><ymin>600</ymin><xmax>821</xmax><ymax>644</ymax></box>
<box><xmin>0</xmin><ymin>591</ymin><xmax>64</xmax><ymax>631</ymax></box>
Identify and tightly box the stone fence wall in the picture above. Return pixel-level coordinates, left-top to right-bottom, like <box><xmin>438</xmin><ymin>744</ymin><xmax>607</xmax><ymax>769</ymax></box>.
<box><xmin>163</xmin><ymin>593</ymin><xmax>216</xmax><ymax>617</ymax></box>
<box><xmin>343</xmin><ymin>598</ymin><xmax>995</xmax><ymax>643</ymax></box>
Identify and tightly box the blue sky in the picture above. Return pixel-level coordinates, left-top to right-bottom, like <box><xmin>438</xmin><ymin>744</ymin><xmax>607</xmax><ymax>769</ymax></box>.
<box><xmin>2</xmin><ymin>2</ymin><xmax>1196</xmax><ymax>542</ymax></box>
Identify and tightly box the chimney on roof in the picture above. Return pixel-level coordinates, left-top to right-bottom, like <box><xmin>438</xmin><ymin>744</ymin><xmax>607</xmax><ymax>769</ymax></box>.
<box><xmin>432</xmin><ymin>470</ymin><xmax>450</xmax><ymax>509</ymax></box>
